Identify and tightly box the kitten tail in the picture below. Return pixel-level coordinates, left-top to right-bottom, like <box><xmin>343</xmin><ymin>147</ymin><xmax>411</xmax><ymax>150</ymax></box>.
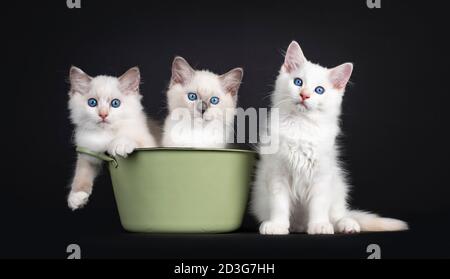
<box><xmin>348</xmin><ymin>210</ymin><xmax>409</xmax><ymax>232</ymax></box>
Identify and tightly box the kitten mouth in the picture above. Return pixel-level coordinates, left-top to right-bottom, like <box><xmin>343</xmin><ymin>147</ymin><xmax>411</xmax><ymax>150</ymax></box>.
<box><xmin>193</xmin><ymin>109</ymin><xmax>211</xmax><ymax>121</ymax></box>
<box><xmin>299</xmin><ymin>101</ymin><xmax>308</xmax><ymax>109</ymax></box>
<box><xmin>195</xmin><ymin>115</ymin><xmax>212</xmax><ymax>122</ymax></box>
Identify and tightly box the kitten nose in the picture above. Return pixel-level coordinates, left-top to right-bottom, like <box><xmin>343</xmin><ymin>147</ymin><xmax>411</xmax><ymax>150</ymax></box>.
<box><xmin>99</xmin><ymin>112</ymin><xmax>108</xmax><ymax>119</ymax></box>
<box><xmin>300</xmin><ymin>91</ymin><xmax>310</xmax><ymax>101</ymax></box>
<box><xmin>201</xmin><ymin>102</ymin><xmax>207</xmax><ymax>114</ymax></box>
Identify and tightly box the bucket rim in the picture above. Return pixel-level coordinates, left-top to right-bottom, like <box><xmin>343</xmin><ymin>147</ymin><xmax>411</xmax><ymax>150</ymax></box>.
<box><xmin>132</xmin><ymin>147</ymin><xmax>257</xmax><ymax>154</ymax></box>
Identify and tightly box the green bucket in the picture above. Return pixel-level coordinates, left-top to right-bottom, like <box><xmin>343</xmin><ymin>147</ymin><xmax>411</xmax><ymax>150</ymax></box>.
<box><xmin>77</xmin><ymin>147</ymin><xmax>256</xmax><ymax>233</ymax></box>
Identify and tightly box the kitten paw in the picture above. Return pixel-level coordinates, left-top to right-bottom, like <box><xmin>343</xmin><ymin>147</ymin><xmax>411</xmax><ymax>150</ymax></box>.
<box><xmin>335</xmin><ymin>217</ymin><xmax>360</xmax><ymax>234</ymax></box>
<box><xmin>108</xmin><ymin>138</ymin><xmax>137</xmax><ymax>158</ymax></box>
<box><xmin>307</xmin><ymin>222</ymin><xmax>334</xmax><ymax>235</ymax></box>
<box><xmin>259</xmin><ymin>221</ymin><xmax>290</xmax><ymax>235</ymax></box>
<box><xmin>68</xmin><ymin>191</ymin><xmax>90</xmax><ymax>210</ymax></box>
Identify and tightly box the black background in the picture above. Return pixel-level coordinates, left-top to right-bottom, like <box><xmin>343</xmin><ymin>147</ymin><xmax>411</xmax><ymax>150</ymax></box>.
<box><xmin>5</xmin><ymin>0</ymin><xmax>450</xmax><ymax>259</ymax></box>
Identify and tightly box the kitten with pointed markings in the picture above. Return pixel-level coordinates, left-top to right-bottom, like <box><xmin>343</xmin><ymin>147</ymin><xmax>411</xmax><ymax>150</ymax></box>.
<box><xmin>251</xmin><ymin>41</ymin><xmax>408</xmax><ymax>234</ymax></box>
<box><xmin>162</xmin><ymin>56</ymin><xmax>243</xmax><ymax>148</ymax></box>
<box><xmin>67</xmin><ymin>66</ymin><xmax>157</xmax><ymax>210</ymax></box>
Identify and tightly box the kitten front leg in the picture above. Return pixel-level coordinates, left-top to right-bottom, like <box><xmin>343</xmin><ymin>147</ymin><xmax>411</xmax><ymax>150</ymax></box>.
<box><xmin>307</xmin><ymin>180</ymin><xmax>334</xmax><ymax>235</ymax></box>
<box><xmin>330</xmin><ymin>193</ymin><xmax>361</xmax><ymax>234</ymax></box>
<box><xmin>259</xmin><ymin>177</ymin><xmax>291</xmax><ymax>235</ymax></box>
<box><xmin>68</xmin><ymin>155</ymin><xmax>101</xmax><ymax>210</ymax></box>
<box><xmin>108</xmin><ymin>137</ymin><xmax>138</xmax><ymax>157</ymax></box>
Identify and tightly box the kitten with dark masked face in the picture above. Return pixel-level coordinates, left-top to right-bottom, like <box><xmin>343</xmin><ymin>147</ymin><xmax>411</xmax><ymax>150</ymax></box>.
<box><xmin>162</xmin><ymin>56</ymin><xmax>243</xmax><ymax>148</ymax></box>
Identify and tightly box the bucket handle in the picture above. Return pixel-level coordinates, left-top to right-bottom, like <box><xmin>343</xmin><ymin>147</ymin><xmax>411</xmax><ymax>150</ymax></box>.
<box><xmin>76</xmin><ymin>146</ymin><xmax>119</xmax><ymax>168</ymax></box>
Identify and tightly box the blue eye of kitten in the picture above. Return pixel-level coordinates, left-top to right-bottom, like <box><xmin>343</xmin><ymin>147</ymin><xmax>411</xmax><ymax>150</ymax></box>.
<box><xmin>293</xmin><ymin>78</ymin><xmax>303</xmax><ymax>87</ymax></box>
<box><xmin>87</xmin><ymin>98</ymin><xmax>97</xmax><ymax>107</ymax></box>
<box><xmin>210</xmin><ymin>96</ymin><xmax>220</xmax><ymax>105</ymax></box>
<box><xmin>314</xmin><ymin>86</ymin><xmax>325</xmax><ymax>95</ymax></box>
<box><xmin>187</xmin><ymin>92</ymin><xmax>198</xmax><ymax>101</ymax></box>
<box><xmin>111</xmin><ymin>99</ymin><xmax>121</xmax><ymax>108</ymax></box>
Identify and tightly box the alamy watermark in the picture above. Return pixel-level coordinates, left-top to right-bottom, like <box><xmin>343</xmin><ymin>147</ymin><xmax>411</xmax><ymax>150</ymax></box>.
<box><xmin>366</xmin><ymin>0</ymin><xmax>381</xmax><ymax>9</ymax></box>
<box><xmin>167</xmin><ymin>107</ymin><xmax>280</xmax><ymax>154</ymax></box>
<box><xmin>366</xmin><ymin>244</ymin><xmax>381</xmax><ymax>259</ymax></box>
<box><xmin>66</xmin><ymin>0</ymin><xmax>81</xmax><ymax>9</ymax></box>
<box><xmin>66</xmin><ymin>243</ymin><xmax>81</xmax><ymax>259</ymax></box>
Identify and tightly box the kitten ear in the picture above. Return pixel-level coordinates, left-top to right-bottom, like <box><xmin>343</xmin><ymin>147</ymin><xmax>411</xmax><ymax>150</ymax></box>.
<box><xmin>283</xmin><ymin>41</ymin><xmax>306</xmax><ymax>73</ymax></box>
<box><xmin>119</xmin><ymin>67</ymin><xmax>141</xmax><ymax>94</ymax></box>
<box><xmin>171</xmin><ymin>56</ymin><xmax>195</xmax><ymax>86</ymax></box>
<box><xmin>329</xmin><ymin>63</ymin><xmax>353</xmax><ymax>90</ymax></box>
<box><xmin>220</xmin><ymin>67</ymin><xmax>244</xmax><ymax>96</ymax></box>
<box><xmin>69</xmin><ymin>66</ymin><xmax>92</xmax><ymax>95</ymax></box>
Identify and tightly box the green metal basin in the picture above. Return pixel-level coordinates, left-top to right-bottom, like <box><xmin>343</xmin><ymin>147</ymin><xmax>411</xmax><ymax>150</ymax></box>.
<box><xmin>77</xmin><ymin>147</ymin><xmax>256</xmax><ymax>233</ymax></box>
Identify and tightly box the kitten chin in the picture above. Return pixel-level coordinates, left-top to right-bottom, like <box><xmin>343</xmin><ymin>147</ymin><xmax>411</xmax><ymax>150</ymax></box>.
<box><xmin>162</xmin><ymin>56</ymin><xmax>243</xmax><ymax>148</ymax></box>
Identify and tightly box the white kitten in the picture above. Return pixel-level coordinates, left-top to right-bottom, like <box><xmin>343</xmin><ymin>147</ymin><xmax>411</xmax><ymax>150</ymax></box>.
<box><xmin>251</xmin><ymin>41</ymin><xmax>408</xmax><ymax>234</ymax></box>
<box><xmin>67</xmin><ymin>66</ymin><xmax>157</xmax><ymax>210</ymax></box>
<box><xmin>162</xmin><ymin>56</ymin><xmax>243</xmax><ymax>148</ymax></box>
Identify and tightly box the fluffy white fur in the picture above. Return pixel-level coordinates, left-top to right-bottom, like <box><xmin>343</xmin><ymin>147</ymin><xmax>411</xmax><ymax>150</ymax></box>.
<box><xmin>251</xmin><ymin>41</ymin><xmax>408</xmax><ymax>234</ymax></box>
<box><xmin>162</xmin><ymin>56</ymin><xmax>243</xmax><ymax>148</ymax></box>
<box><xmin>67</xmin><ymin>66</ymin><xmax>157</xmax><ymax>210</ymax></box>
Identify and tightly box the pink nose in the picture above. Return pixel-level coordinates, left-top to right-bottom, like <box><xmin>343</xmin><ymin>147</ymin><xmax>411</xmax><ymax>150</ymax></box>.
<box><xmin>99</xmin><ymin>112</ymin><xmax>108</xmax><ymax>119</ymax></box>
<box><xmin>300</xmin><ymin>92</ymin><xmax>310</xmax><ymax>101</ymax></box>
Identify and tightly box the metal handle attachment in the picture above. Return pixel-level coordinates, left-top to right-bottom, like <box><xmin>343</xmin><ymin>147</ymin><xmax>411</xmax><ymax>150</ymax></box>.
<box><xmin>76</xmin><ymin>146</ymin><xmax>118</xmax><ymax>168</ymax></box>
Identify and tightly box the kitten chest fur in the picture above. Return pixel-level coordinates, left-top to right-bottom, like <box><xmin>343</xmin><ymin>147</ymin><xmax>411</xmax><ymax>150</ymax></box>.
<box><xmin>75</xmin><ymin>128</ymin><xmax>114</xmax><ymax>153</ymax></box>
<box><xmin>276</xmin><ymin>111</ymin><xmax>340</xmax><ymax>201</ymax></box>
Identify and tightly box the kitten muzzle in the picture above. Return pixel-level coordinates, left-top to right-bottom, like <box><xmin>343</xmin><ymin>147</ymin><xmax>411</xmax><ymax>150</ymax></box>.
<box><xmin>196</xmin><ymin>101</ymin><xmax>208</xmax><ymax>115</ymax></box>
